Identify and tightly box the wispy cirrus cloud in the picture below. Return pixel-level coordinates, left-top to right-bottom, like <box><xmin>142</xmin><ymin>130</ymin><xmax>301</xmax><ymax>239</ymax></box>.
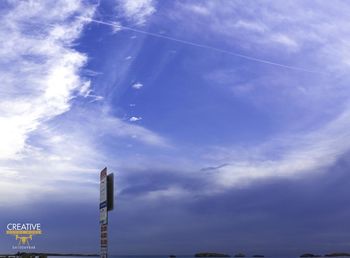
<box><xmin>0</xmin><ymin>103</ymin><xmax>168</xmax><ymax>207</ymax></box>
<box><xmin>115</xmin><ymin>0</ymin><xmax>156</xmax><ymax>26</ymax></box>
<box><xmin>85</xmin><ymin>0</ymin><xmax>350</xmax><ymax>198</ymax></box>
<box><xmin>0</xmin><ymin>0</ymin><xmax>168</xmax><ymax>207</ymax></box>
<box><xmin>3</xmin><ymin>0</ymin><xmax>350</xmax><ymax>208</ymax></box>
<box><xmin>0</xmin><ymin>0</ymin><xmax>98</xmax><ymax>206</ymax></box>
<box><xmin>152</xmin><ymin>0</ymin><xmax>350</xmax><ymax>191</ymax></box>
<box><xmin>172</xmin><ymin>0</ymin><xmax>350</xmax><ymax>60</ymax></box>
<box><xmin>0</xmin><ymin>0</ymin><xmax>95</xmax><ymax>160</ymax></box>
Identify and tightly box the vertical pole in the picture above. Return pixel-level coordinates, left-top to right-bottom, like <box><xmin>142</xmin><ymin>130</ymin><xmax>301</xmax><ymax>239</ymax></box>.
<box><xmin>100</xmin><ymin>168</ymin><xmax>108</xmax><ymax>258</ymax></box>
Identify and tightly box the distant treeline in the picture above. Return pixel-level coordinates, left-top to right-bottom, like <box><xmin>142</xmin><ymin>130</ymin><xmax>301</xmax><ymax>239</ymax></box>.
<box><xmin>194</xmin><ymin>253</ymin><xmax>263</xmax><ymax>257</ymax></box>
<box><xmin>193</xmin><ymin>252</ymin><xmax>350</xmax><ymax>258</ymax></box>
<box><xmin>301</xmin><ymin>253</ymin><xmax>350</xmax><ymax>257</ymax></box>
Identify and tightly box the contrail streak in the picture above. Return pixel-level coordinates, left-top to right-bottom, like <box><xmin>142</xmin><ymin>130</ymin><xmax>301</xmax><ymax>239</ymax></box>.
<box><xmin>81</xmin><ymin>17</ymin><xmax>324</xmax><ymax>74</ymax></box>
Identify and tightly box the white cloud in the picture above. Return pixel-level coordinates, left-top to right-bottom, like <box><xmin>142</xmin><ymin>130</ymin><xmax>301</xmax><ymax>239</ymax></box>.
<box><xmin>0</xmin><ymin>1</ymin><xmax>98</xmax><ymax>206</ymax></box>
<box><xmin>109</xmin><ymin>1</ymin><xmax>350</xmax><ymax>200</ymax></box>
<box><xmin>182</xmin><ymin>3</ymin><xmax>210</xmax><ymax>16</ymax></box>
<box><xmin>141</xmin><ymin>186</ymin><xmax>190</xmax><ymax>201</ymax></box>
<box><xmin>0</xmin><ymin>0</ymin><xmax>171</xmax><ymax>207</ymax></box>
<box><xmin>3</xmin><ymin>0</ymin><xmax>350</xmax><ymax>207</ymax></box>
<box><xmin>0</xmin><ymin>1</ymin><xmax>171</xmax><ymax>207</ymax></box>
<box><xmin>0</xmin><ymin>1</ymin><xmax>95</xmax><ymax>161</ymax></box>
<box><xmin>129</xmin><ymin>116</ymin><xmax>142</xmax><ymax>122</ymax></box>
<box><xmin>105</xmin><ymin>116</ymin><xmax>166</xmax><ymax>147</ymax></box>
<box><xmin>234</xmin><ymin>20</ymin><xmax>267</xmax><ymax>33</ymax></box>
<box><xmin>270</xmin><ymin>33</ymin><xmax>299</xmax><ymax>51</ymax></box>
<box><xmin>172</xmin><ymin>0</ymin><xmax>350</xmax><ymax>57</ymax></box>
<box><xmin>132</xmin><ymin>82</ymin><xmax>143</xmax><ymax>89</ymax></box>
<box><xmin>202</xmin><ymin>106</ymin><xmax>350</xmax><ymax>189</ymax></box>
<box><xmin>0</xmin><ymin>103</ymin><xmax>169</xmax><ymax>207</ymax></box>
<box><xmin>116</xmin><ymin>0</ymin><xmax>156</xmax><ymax>26</ymax></box>
<box><xmin>110</xmin><ymin>21</ymin><xmax>122</xmax><ymax>33</ymax></box>
<box><xmin>159</xmin><ymin>1</ymin><xmax>350</xmax><ymax>192</ymax></box>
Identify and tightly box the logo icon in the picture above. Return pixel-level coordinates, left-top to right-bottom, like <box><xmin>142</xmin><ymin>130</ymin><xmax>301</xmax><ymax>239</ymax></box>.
<box><xmin>6</xmin><ymin>223</ymin><xmax>42</xmax><ymax>249</ymax></box>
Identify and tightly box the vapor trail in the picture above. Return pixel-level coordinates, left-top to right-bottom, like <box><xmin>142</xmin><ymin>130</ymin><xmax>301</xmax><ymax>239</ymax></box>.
<box><xmin>82</xmin><ymin>18</ymin><xmax>323</xmax><ymax>74</ymax></box>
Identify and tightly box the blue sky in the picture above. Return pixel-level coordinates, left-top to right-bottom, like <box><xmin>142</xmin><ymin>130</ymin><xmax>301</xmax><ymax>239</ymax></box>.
<box><xmin>1</xmin><ymin>0</ymin><xmax>350</xmax><ymax>255</ymax></box>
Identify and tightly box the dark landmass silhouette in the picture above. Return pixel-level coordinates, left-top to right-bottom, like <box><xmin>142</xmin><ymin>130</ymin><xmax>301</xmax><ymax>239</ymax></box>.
<box><xmin>325</xmin><ymin>253</ymin><xmax>350</xmax><ymax>257</ymax></box>
<box><xmin>300</xmin><ymin>253</ymin><xmax>350</xmax><ymax>257</ymax></box>
<box><xmin>300</xmin><ymin>254</ymin><xmax>322</xmax><ymax>257</ymax></box>
<box><xmin>195</xmin><ymin>253</ymin><xmax>230</xmax><ymax>257</ymax></box>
